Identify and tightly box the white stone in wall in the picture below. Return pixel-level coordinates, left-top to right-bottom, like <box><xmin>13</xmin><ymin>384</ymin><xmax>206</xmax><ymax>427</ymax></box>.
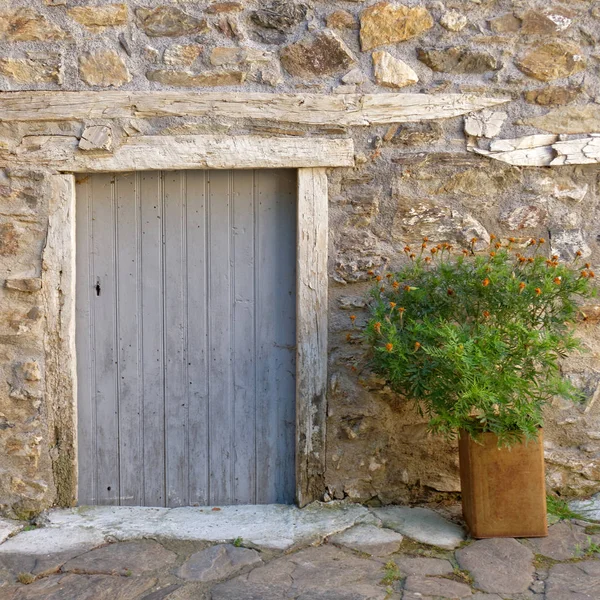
<box><xmin>372</xmin><ymin>51</ymin><xmax>418</xmax><ymax>89</ymax></box>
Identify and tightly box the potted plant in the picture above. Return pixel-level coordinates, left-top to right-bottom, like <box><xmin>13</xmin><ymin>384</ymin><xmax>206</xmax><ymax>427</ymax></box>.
<box><xmin>357</xmin><ymin>236</ymin><xmax>596</xmax><ymax>538</ymax></box>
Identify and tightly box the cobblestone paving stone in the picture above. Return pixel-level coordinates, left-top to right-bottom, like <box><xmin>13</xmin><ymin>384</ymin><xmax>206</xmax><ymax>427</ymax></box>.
<box><xmin>0</xmin><ymin>505</ymin><xmax>598</xmax><ymax>600</ymax></box>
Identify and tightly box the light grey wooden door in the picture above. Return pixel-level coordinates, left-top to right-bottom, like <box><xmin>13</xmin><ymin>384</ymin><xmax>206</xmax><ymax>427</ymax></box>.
<box><xmin>76</xmin><ymin>170</ymin><xmax>297</xmax><ymax>507</ymax></box>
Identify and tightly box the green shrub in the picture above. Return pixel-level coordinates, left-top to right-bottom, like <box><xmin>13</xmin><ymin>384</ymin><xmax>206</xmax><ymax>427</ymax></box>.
<box><xmin>359</xmin><ymin>237</ymin><xmax>596</xmax><ymax>445</ymax></box>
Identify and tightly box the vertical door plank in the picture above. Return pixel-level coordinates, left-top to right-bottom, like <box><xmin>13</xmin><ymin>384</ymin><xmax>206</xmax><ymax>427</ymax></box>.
<box><xmin>115</xmin><ymin>173</ymin><xmax>143</xmax><ymax>506</ymax></box>
<box><xmin>296</xmin><ymin>167</ymin><xmax>328</xmax><ymax>507</ymax></box>
<box><xmin>163</xmin><ymin>171</ymin><xmax>189</xmax><ymax>506</ymax></box>
<box><xmin>186</xmin><ymin>170</ymin><xmax>210</xmax><ymax>505</ymax></box>
<box><xmin>207</xmin><ymin>170</ymin><xmax>233</xmax><ymax>504</ymax></box>
<box><xmin>90</xmin><ymin>173</ymin><xmax>120</xmax><ymax>505</ymax></box>
<box><xmin>139</xmin><ymin>171</ymin><xmax>166</xmax><ymax>506</ymax></box>
<box><xmin>255</xmin><ymin>169</ymin><xmax>297</xmax><ymax>504</ymax></box>
<box><xmin>75</xmin><ymin>175</ymin><xmax>95</xmax><ymax>505</ymax></box>
<box><xmin>231</xmin><ymin>170</ymin><xmax>257</xmax><ymax>504</ymax></box>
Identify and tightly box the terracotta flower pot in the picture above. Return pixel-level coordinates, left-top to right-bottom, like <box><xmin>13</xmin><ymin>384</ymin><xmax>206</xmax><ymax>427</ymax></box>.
<box><xmin>458</xmin><ymin>429</ymin><xmax>548</xmax><ymax>538</ymax></box>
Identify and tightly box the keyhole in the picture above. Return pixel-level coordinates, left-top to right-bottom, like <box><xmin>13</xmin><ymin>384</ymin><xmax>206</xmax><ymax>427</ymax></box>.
<box><xmin>95</xmin><ymin>279</ymin><xmax>101</xmax><ymax>296</ymax></box>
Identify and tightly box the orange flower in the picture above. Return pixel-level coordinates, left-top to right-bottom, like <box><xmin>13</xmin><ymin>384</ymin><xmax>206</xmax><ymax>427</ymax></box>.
<box><xmin>576</xmin><ymin>250</ymin><xmax>583</xmax><ymax>257</ymax></box>
<box><xmin>392</xmin><ymin>281</ymin><xmax>399</xmax><ymax>289</ymax></box>
<box><xmin>447</xmin><ymin>288</ymin><xmax>454</xmax><ymax>296</ymax></box>
<box><xmin>519</xmin><ymin>282</ymin><xmax>526</xmax><ymax>292</ymax></box>
<box><xmin>590</xmin><ymin>271</ymin><xmax>595</xmax><ymax>278</ymax></box>
<box><xmin>350</xmin><ymin>314</ymin><xmax>356</xmax><ymax>322</ymax></box>
<box><xmin>367</xmin><ymin>270</ymin><xmax>374</xmax><ymax>276</ymax></box>
<box><xmin>462</xmin><ymin>249</ymin><xmax>469</xmax><ymax>256</ymax></box>
<box><xmin>431</xmin><ymin>247</ymin><xmax>438</xmax><ymax>254</ymax></box>
<box><xmin>386</xmin><ymin>273</ymin><xmax>393</xmax><ymax>279</ymax></box>
<box><xmin>508</xmin><ymin>237</ymin><xmax>516</xmax><ymax>243</ymax></box>
<box><xmin>585</xmin><ymin>262</ymin><xmax>591</xmax><ymax>268</ymax></box>
<box><xmin>552</xmin><ymin>254</ymin><xmax>559</xmax><ymax>261</ymax></box>
<box><xmin>535</xmin><ymin>288</ymin><xmax>542</xmax><ymax>295</ymax></box>
<box><xmin>528</xmin><ymin>238</ymin><xmax>537</xmax><ymax>246</ymax></box>
<box><xmin>554</xmin><ymin>277</ymin><xmax>562</xmax><ymax>285</ymax></box>
<box><xmin>422</xmin><ymin>242</ymin><xmax>428</xmax><ymax>249</ymax></box>
<box><xmin>374</xmin><ymin>322</ymin><xmax>382</xmax><ymax>334</ymax></box>
<box><xmin>425</xmin><ymin>256</ymin><xmax>432</xmax><ymax>263</ymax></box>
<box><xmin>376</xmin><ymin>275</ymin><xmax>382</xmax><ymax>282</ymax></box>
<box><xmin>581</xmin><ymin>271</ymin><xmax>589</xmax><ymax>278</ymax></box>
<box><xmin>404</xmin><ymin>246</ymin><xmax>411</xmax><ymax>253</ymax></box>
<box><xmin>527</xmin><ymin>257</ymin><xmax>534</xmax><ymax>263</ymax></box>
<box><xmin>346</xmin><ymin>333</ymin><xmax>352</xmax><ymax>342</ymax></box>
<box><xmin>471</xmin><ymin>237</ymin><xmax>478</xmax><ymax>244</ymax></box>
<box><xmin>380</xmin><ymin>286</ymin><xmax>385</xmax><ymax>292</ymax></box>
<box><xmin>385</xmin><ymin>343</ymin><xmax>394</xmax><ymax>352</ymax></box>
<box><xmin>495</xmin><ymin>242</ymin><xmax>502</xmax><ymax>249</ymax></box>
<box><xmin>489</xmin><ymin>251</ymin><xmax>496</xmax><ymax>257</ymax></box>
<box><xmin>409</xmin><ymin>253</ymin><xmax>416</xmax><ymax>260</ymax></box>
<box><xmin>482</xmin><ymin>278</ymin><xmax>490</xmax><ymax>287</ymax></box>
<box><xmin>404</xmin><ymin>285</ymin><xmax>411</xmax><ymax>292</ymax></box>
<box><xmin>538</xmin><ymin>237</ymin><xmax>545</xmax><ymax>244</ymax></box>
<box><xmin>399</xmin><ymin>307</ymin><xmax>405</xmax><ymax>313</ymax></box>
<box><xmin>482</xmin><ymin>310</ymin><xmax>490</xmax><ymax>318</ymax></box>
<box><xmin>518</xmin><ymin>256</ymin><xmax>526</xmax><ymax>263</ymax></box>
<box><xmin>414</xmin><ymin>342</ymin><xmax>421</xmax><ymax>351</ymax></box>
<box><xmin>423</xmin><ymin>237</ymin><xmax>429</xmax><ymax>242</ymax></box>
<box><xmin>490</xmin><ymin>234</ymin><xmax>496</xmax><ymax>241</ymax></box>
<box><xmin>389</xmin><ymin>302</ymin><xmax>396</xmax><ymax>309</ymax></box>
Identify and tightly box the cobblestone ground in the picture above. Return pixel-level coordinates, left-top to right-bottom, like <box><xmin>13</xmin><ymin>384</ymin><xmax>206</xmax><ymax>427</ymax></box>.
<box><xmin>0</xmin><ymin>504</ymin><xmax>599</xmax><ymax>600</ymax></box>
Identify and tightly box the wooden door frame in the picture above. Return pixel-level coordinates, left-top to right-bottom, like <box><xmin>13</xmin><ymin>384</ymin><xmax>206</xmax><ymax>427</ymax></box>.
<box><xmin>41</xmin><ymin>136</ymin><xmax>355</xmax><ymax>508</ymax></box>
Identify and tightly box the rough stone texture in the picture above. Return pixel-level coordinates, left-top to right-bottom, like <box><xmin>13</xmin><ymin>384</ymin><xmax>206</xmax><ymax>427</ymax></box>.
<box><xmin>456</xmin><ymin>538</ymin><xmax>534</xmax><ymax>594</ymax></box>
<box><xmin>67</xmin><ymin>5</ymin><xmax>128</xmax><ymax>30</ymax></box>
<box><xmin>417</xmin><ymin>47</ymin><xmax>499</xmax><ymax>74</ymax></box>
<box><xmin>525</xmin><ymin>521</ymin><xmax>590</xmax><ymax>561</ymax></box>
<box><xmin>372</xmin><ymin>51</ymin><xmax>418</xmax><ymax>89</ymax></box>
<box><xmin>2</xmin><ymin>573</ymin><xmax>156</xmax><ymax>599</ymax></box>
<box><xmin>35</xmin><ymin>503</ymin><xmax>372</xmax><ymax>551</ymax></box>
<box><xmin>359</xmin><ymin>3</ymin><xmax>433</xmax><ymax>51</ymax></box>
<box><xmin>280</xmin><ymin>31</ymin><xmax>355</xmax><ymax>78</ymax></box>
<box><xmin>79</xmin><ymin>126</ymin><xmax>113</xmax><ymax>152</ymax></box>
<box><xmin>0</xmin><ymin>0</ymin><xmax>600</xmax><ymax>517</ymax></box>
<box><xmin>0</xmin><ymin>57</ymin><xmax>61</xmax><ymax>85</ymax></box>
<box><xmin>136</xmin><ymin>7</ymin><xmax>208</xmax><ymax>37</ymax></box>
<box><xmin>570</xmin><ymin>493</ymin><xmax>600</xmax><ymax>521</ymax></box>
<box><xmin>62</xmin><ymin>540</ymin><xmax>176</xmax><ymax>575</ymax></box>
<box><xmin>0</xmin><ymin>518</ymin><xmax>22</xmax><ymax>544</ymax></box>
<box><xmin>516</xmin><ymin>41</ymin><xmax>586</xmax><ymax>82</ymax></box>
<box><xmin>79</xmin><ymin>50</ymin><xmax>131</xmax><ymax>88</ymax></box>
<box><xmin>0</xmin><ymin>9</ymin><xmax>68</xmax><ymax>41</ymax></box>
<box><xmin>211</xmin><ymin>545</ymin><xmax>388</xmax><ymax>600</ymax></box>
<box><xmin>328</xmin><ymin>524</ymin><xmax>403</xmax><ymax>556</ymax></box>
<box><xmin>404</xmin><ymin>575</ymin><xmax>472</xmax><ymax>598</ymax></box>
<box><xmin>371</xmin><ymin>506</ymin><xmax>465</xmax><ymax>549</ymax></box>
<box><xmin>146</xmin><ymin>70</ymin><xmax>245</xmax><ymax>87</ymax></box>
<box><xmin>177</xmin><ymin>544</ymin><xmax>261</xmax><ymax>582</ymax></box>
<box><xmin>393</xmin><ymin>556</ymin><xmax>453</xmax><ymax>576</ymax></box>
<box><xmin>545</xmin><ymin>560</ymin><xmax>600</xmax><ymax>600</ymax></box>
<box><xmin>327</xmin><ymin>10</ymin><xmax>358</xmax><ymax>31</ymax></box>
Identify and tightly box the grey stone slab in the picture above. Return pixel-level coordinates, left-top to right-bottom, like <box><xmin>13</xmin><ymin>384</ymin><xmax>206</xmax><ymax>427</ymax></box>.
<box><xmin>404</xmin><ymin>575</ymin><xmax>472</xmax><ymax>597</ymax></box>
<box><xmin>393</xmin><ymin>556</ymin><xmax>453</xmax><ymax>576</ymax></box>
<box><xmin>470</xmin><ymin>595</ymin><xmax>503</xmax><ymax>600</ymax></box>
<box><xmin>569</xmin><ymin>493</ymin><xmax>600</xmax><ymax>522</ymax></box>
<box><xmin>139</xmin><ymin>584</ymin><xmax>182</xmax><ymax>600</ymax></box>
<box><xmin>178</xmin><ymin>544</ymin><xmax>262</xmax><ymax>582</ymax></box>
<box><xmin>211</xmin><ymin>545</ymin><xmax>389</xmax><ymax>600</ymax></box>
<box><xmin>62</xmin><ymin>540</ymin><xmax>177</xmax><ymax>575</ymax></box>
<box><xmin>525</xmin><ymin>522</ymin><xmax>589</xmax><ymax>561</ymax></box>
<box><xmin>371</xmin><ymin>506</ymin><xmax>466</xmax><ymax>549</ymax></box>
<box><xmin>546</xmin><ymin>560</ymin><xmax>600</xmax><ymax>600</ymax></box>
<box><xmin>456</xmin><ymin>538</ymin><xmax>534</xmax><ymax>595</ymax></box>
<box><xmin>3</xmin><ymin>573</ymin><xmax>156</xmax><ymax>600</ymax></box>
<box><xmin>0</xmin><ymin>528</ymin><xmax>107</xmax><ymax>578</ymax></box>
<box><xmin>40</xmin><ymin>503</ymin><xmax>371</xmax><ymax>551</ymax></box>
<box><xmin>0</xmin><ymin>519</ymin><xmax>23</xmax><ymax>544</ymax></box>
<box><xmin>329</xmin><ymin>524</ymin><xmax>403</xmax><ymax>557</ymax></box>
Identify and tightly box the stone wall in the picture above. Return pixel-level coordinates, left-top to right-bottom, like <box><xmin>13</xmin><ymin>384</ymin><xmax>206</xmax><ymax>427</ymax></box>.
<box><xmin>1</xmin><ymin>0</ymin><xmax>600</xmax><ymax>517</ymax></box>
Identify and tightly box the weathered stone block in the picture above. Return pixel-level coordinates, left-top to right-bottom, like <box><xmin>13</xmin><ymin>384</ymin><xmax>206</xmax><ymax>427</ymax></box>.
<box><xmin>163</xmin><ymin>44</ymin><xmax>202</xmax><ymax>67</ymax></box>
<box><xmin>79</xmin><ymin>50</ymin><xmax>131</xmax><ymax>88</ymax></box>
<box><xmin>440</xmin><ymin>10</ymin><xmax>467</xmax><ymax>32</ymax></box>
<box><xmin>524</xmin><ymin>106</ymin><xmax>600</xmax><ymax>134</ymax></box>
<box><xmin>418</xmin><ymin>46</ymin><xmax>499</xmax><ymax>74</ymax></box>
<box><xmin>251</xmin><ymin>1</ymin><xmax>306</xmax><ymax>33</ymax></box>
<box><xmin>327</xmin><ymin>10</ymin><xmax>358</xmax><ymax>30</ymax></box>
<box><xmin>360</xmin><ymin>2</ymin><xmax>433</xmax><ymax>51</ymax></box>
<box><xmin>372</xmin><ymin>51</ymin><xmax>418</xmax><ymax>89</ymax></box>
<box><xmin>67</xmin><ymin>4</ymin><xmax>128</xmax><ymax>30</ymax></box>
<box><xmin>5</xmin><ymin>278</ymin><xmax>42</xmax><ymax>293</ymax></box>
<box><xmin>207</xmin><ymin>2</ymin><xmax>244</xmax><ymax>14</ymax></box>
<box><xmin>520</xmin><ymin>10</ymin><xmax>572</xmax><ymax>35</ymax></box>
<box><xmin>0</xmin><ymin>56</ymin><xmax>61</xmax><ymax>84</ymax></box>
<box><xmin>524</xmin><ymin>86</ymin><xmax>580</xmax><ymax>106</ymax></box>
<box><xmin>79</xmin><ymin>126</ymin><xmax>113</xmax><ymax>152</ymax></box>
<box><xmin>516</xmin><ymin>41</ymin><xmax>585</xmax><ymax>82</ymax></box>
<box><xmin>136</xmin><ymin>6</ymin><xmax>208</xmax><ymax>37</ymax></box>
<box><xmin>280</xmin><ymin>31</ymin><xmax>356</xmax><ymax>78</ymax></box>
<box><xmin>146</xmin><ymin>69</ymin><xmax>246</xmax><ymax>87</ymax></box>
<box><xmin>0</xmin><ymin>8</ymin><xmax>68</xmax><ymax>41</ymax></box>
